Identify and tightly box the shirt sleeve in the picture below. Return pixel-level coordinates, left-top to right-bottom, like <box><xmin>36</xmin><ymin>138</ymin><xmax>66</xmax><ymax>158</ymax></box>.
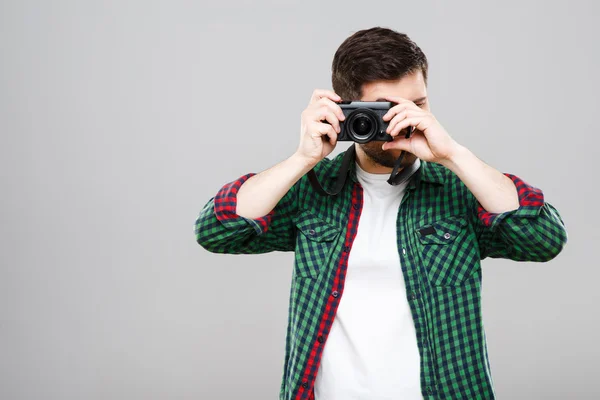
<box><xmin>468</xmin><ymin>173</ymin><xmax>568</xmax><ymax>261</ymax></box>
<box><xmin>194</xmin><ymin>173</ymin><xmax>298</xmax><ymax>254</ymax></box>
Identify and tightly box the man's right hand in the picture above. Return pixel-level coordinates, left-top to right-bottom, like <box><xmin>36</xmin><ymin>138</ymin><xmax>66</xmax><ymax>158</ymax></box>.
<box><xmin>295</xmin><ymin>89</ymin><xmax>346</xmax><ymax>167</ymax></box>
<box><xmin>234</xmin><ymin>89</ymin><xmax>345</xmax><ymax>220</ymax></box>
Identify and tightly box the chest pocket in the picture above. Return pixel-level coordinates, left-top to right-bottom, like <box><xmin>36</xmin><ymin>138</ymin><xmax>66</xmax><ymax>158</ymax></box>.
<box><xmin>415</xmin><ymin>215</ymin><xmax>480</xmax><ymax>286</ymax></box>
<box><xmin>292</xmin><ymin>210</ymin><xmax>341</xmax><ymax>279</ymax></box>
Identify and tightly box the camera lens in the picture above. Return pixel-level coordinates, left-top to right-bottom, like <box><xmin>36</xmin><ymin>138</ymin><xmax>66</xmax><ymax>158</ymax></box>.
<box><xmin>347</xmin><ymin>111</ymin><xmax>378</xmax><ymax>143</ymax></box>
<box><xmin>353</xmin><ymin>116</ymin><xmax>372</xmax><ymax>136</ymax></box>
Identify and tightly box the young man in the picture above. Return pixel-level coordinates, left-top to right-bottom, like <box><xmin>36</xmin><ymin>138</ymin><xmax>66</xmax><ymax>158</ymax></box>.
<box><xmin>195</xmin><ymin>27</ymin><xmax>567</xmax><ymax>400</ymax></box>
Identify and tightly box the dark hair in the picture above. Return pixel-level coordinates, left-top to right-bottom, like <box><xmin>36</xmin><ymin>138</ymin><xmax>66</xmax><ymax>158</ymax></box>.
<box><xmin>331</xmin><ymin>27</ymin><xmax>428</xmax><ymax>100</ymax></box>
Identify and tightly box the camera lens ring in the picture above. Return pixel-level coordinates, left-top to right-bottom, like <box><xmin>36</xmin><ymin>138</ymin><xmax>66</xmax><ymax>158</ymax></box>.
<box><xmin>346</xmin><ymin>110</ymin><xmax>379</xmax><ymax>143</ymax></box>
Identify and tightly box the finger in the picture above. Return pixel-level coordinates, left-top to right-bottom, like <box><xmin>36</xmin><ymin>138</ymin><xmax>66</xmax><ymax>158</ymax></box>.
<box><xmin>381</xmin><ymin>136</ymin><xmax>411</xmax><ymax>151</ymax></box>
<box><xmin>382</xmin><ymin>95</ymin><xmax>422</xmax><ymax>107</ymax></box>
<box><xmin>381</xmin><ymin>103</ymin><xmax>405</xmax><ymax>122</ymax></box>
<box><xmin>382</xmin><ymin>101</ymin><xmax>421</xmax><ymax>122</ymax></box>
<box><xmin>317</xmin><ymin>97</ymin><xmax>346</xmax><ymax>122</ymax></box>
<box><xmin>315</xmin><ymin>122</ymin><xmax>338</xmax><ymax>146</ymax></box>
<box><xmin>310</xmin><ymin>89</ymin><xmax>342</xmax><ymax>105</ymax></box>
<box><xmin>313</xmin><ymin>107</ymin><xmax>340</xmax><ymax>132</ymax></box>
<box><xmin>381</xmin><ymin>96</ymin><xmax>410</xmax><ymax>108</ymax></box>
<box><xmin>385</xmin><ymin>107</ymin><xmax>408</xmax><ymax>133</ymax></box>
<box><xmin>388</xmin><ymin>109</ymin><xmax>426</xmax><ymax>137</ymax></box>
<box><xmin>388</xmin><ymin>116</ymin><xmax>422</xmax><ymax>139</ymax></box>
<box><xmin>387</xmin><ymin>108</ymin><xmax>424</xmax><ymax>135</ymax></box>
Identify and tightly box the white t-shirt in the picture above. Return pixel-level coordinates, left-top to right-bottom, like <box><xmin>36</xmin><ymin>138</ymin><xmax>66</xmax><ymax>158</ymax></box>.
<box><xmin>314</xmin><ymin>160</ymin><xmax>423</xmax><ymax>400</ymax></box>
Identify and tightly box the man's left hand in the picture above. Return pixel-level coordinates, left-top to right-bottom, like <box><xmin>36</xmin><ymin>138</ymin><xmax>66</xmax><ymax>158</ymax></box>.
<box><xmin>381</xmin><ymin>96</ymin><xmax>460</xmax><ymax>164</ymax></box>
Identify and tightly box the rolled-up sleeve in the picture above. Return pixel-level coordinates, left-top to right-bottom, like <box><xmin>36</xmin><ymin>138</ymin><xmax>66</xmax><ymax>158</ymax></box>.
<box><xmin>212</xmin><ymin>173</ymin><xmax>275</xmax><ymax>235</ymax></box>
<box><xmin>470</xmin><ymin>174</ymin><xmax>568</xmax><ymax>261</ymax></box>
<box><xmin>195</xmin><ymin>173</ymin><xmax>298</xmax><ymax>254</ymax></box>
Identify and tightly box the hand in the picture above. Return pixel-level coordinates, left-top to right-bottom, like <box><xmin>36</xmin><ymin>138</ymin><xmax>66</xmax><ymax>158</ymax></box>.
<box><xmin>295</xmin><ymin>89</ymin><xmax>345</xmax><ymax>166</ymax></box>
<box><xmin>380</xmin><ymin>96</ymin><xmax>460</xmax><ymax>164</ymax></box>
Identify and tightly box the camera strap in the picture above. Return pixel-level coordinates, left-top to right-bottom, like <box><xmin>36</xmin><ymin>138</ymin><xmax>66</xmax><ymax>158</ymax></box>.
<box><xmin>387</xmin><ymin>126</ymin><xmax>416</xmax><ymax>185</ymax></box>
<box><xmin>307</xmin><ymin>144</ymin><xmax>357</xmax><ymax>197</ymax></box>
<box><xmin>386</xmin><ymin>149</ymin><xmax>420</xmax><ymax>186</ymax></box>
<box><xmin>307</xmin><ymin>141</ymin><xmax>419</xmax><ymax>197</ymax></box>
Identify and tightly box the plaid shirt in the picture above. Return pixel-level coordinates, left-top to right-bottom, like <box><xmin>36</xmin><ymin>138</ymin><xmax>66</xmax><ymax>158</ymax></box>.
<box><xmin>195</xmin><ymin>147</ymin><xmax>567</xmax><ymax>400</ymax></box>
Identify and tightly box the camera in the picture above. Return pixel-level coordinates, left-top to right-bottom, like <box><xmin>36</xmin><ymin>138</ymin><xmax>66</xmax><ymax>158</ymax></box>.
<box><xmin>332</xmin><ymin>101</ymin><xmax>395</xmax><ymax>143</ymax></box>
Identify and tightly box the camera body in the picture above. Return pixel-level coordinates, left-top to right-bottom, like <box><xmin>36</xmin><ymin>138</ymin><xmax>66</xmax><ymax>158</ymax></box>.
<box><xmin>336</xmin><ymin>101</ymin><xmax>395</xmax><ymax>143</ymax></box>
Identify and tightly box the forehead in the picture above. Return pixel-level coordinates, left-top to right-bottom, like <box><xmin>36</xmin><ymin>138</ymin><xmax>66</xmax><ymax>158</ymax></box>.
<box><xmin>360</xmin><ymin>70</ymin><xmax>427</xmax><ymax>101</ymax></box>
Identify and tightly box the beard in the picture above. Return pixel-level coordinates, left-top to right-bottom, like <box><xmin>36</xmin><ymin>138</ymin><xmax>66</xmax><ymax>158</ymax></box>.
<box><xmin>359</xmin><ymin>142</ymin><xmax>417</xmax><ymax>168</ymax></box>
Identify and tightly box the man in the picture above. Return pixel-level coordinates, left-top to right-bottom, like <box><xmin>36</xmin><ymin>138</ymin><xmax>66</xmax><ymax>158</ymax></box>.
<box><xmin>195</xmin><ymin>27</ymin><xmax>567</xmax><ymax>400</ymax></box>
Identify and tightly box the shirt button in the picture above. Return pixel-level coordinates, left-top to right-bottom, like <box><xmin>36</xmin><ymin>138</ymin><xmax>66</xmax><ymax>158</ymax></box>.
<box><xmin>343</xmin><ymin>246</ymin><xmax>350</xmax><ymax>252</ymax></box>
<box><xmin>425</xmin><ymin>386</ymin><xmax>434</xmax><ymax>395</ymax></box>
<box><xmin>353</xmin><ymin>203</ymin><xmax>359</xmax><ymax>210</ymax></box>
<box><xmin>301</xmin><ymin>381</ymin><xmax>308</xmax><ymax>388</ymax></box>
<box><xmin>402</xmin><ymin>248</ymin><xmax>407</xmax><ymax>255</ymax></box>
<box><xmin>317</xmin><ymin>335</ymin><xmax>324</xmax><ymax>343</ymax></box>
<box><xmin>409</xmin><ymin>291</ymin><xmax>418</xmax><ymax>300</ymax></box>
<box><xmin>332</xmin><ymin>290</ymin><xmax>339</xmax><ymax>298</ymax></box>
<box><xmin>308</xmin><ymin>229</ymin><xmax>316</xmax><ymax>236</ymax></box>
<box><xmin>443</xmin><ymin>232</ymin><xmax>451</xmax><ymax>239</ymax></box>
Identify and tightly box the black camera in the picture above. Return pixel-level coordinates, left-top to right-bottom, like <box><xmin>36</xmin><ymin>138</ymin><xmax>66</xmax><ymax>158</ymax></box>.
<box><xmin>333</xmin><ymin>101</ymin><xmax>395</xmax><ymax>143</ymax></box>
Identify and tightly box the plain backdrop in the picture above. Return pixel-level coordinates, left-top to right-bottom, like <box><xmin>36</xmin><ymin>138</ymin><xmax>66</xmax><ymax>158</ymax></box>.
<box><xmin>1</xmin><ymin>0</ymin><xmax>598</xmax><ymax>399</ymax></box>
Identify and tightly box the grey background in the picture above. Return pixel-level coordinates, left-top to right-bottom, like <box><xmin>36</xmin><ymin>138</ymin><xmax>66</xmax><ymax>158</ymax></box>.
<box><xmin>1</xmin><ymin>0</ymin><xmax>597</xmax><ymax>399</ymax></box>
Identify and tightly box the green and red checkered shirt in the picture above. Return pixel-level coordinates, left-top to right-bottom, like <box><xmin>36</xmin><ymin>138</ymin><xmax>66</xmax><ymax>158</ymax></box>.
<box><xmin>195</xmin><ymin>147</ymin><xmax>567</xmax><ymax>400</ymax></box>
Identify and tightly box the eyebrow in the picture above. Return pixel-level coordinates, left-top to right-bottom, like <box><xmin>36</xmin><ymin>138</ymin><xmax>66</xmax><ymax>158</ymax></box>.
<box><xmin>376</xmin><ymin>96</ymin><xmax>427</xmax><ymax>103</ymax></box>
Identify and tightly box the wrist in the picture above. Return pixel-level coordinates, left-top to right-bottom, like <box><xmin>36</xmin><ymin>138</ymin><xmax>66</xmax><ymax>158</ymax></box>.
<box><xmin>291</xmin><ymin>151</ymin><xmax>318</xmax><ymax>171</ymax></box>
<box><xmin>439</xmin><ymin>142</ymin><xmax>470</xmax><ymax>172</ymax></box>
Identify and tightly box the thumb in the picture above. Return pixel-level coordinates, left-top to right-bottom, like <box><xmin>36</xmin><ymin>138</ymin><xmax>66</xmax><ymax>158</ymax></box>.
<box><xmin>382</xmin><ymin>137</ymin><xmax>410</xmax><ymax>152</ymax></box>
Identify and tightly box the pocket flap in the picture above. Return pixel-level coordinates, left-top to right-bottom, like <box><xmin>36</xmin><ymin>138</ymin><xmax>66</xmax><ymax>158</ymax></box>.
<box><xmin>294</xmin><ymin>210</ymin><xmax>341</xmax><ymax>242</ymax></box>
<box><xmin>416</xmin><ymin>215</ymin><xmax>468</xmax><ymax>245</ymax></box>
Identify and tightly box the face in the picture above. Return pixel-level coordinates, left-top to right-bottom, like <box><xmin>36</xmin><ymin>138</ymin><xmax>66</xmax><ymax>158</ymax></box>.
<box><xmin>358</xmin><ymin>70</ymin><xmax>429</xmax><ymax>169</ymax></box>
